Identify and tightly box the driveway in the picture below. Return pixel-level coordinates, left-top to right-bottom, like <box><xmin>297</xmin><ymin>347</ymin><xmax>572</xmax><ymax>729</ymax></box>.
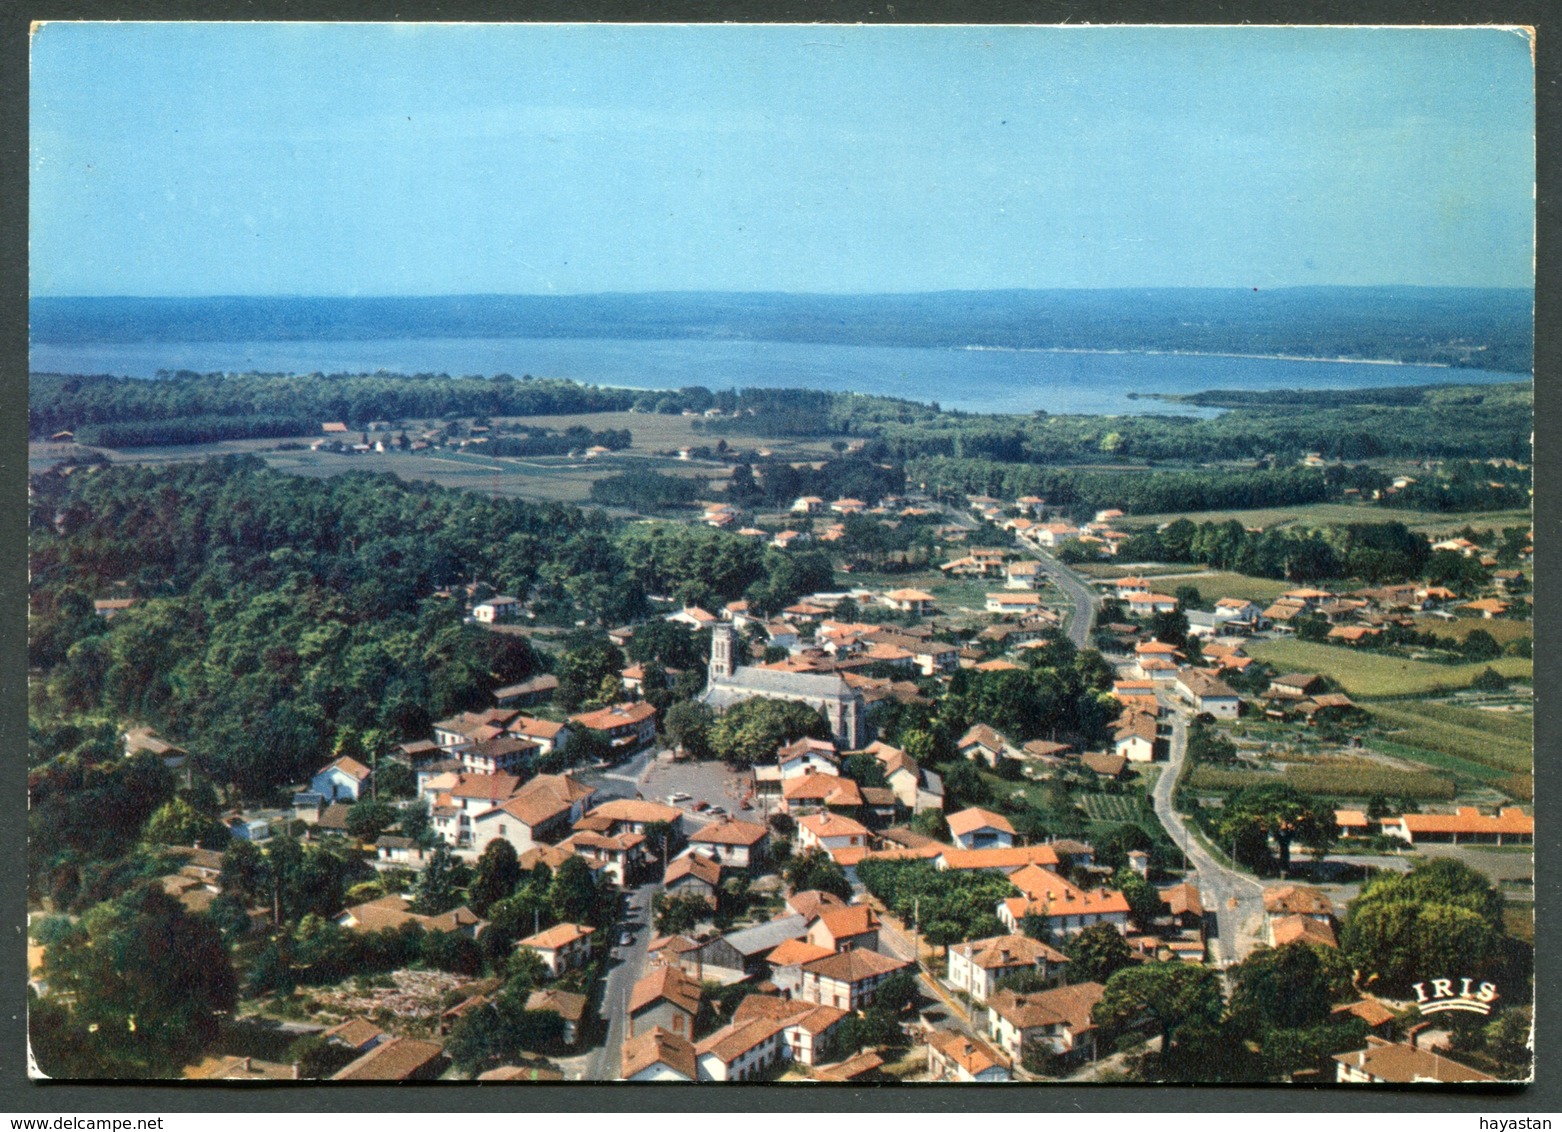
<box><xmin>1149</xmin><ymin>707</ymin><xmax>1266</xmax><ymax>970</ymax></box>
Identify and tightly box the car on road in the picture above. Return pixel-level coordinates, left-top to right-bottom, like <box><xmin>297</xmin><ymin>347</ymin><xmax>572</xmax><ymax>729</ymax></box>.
<box><xmin>707</xmin><ymin>805</ymin><xmax>726</xmax><ymax>816</ymax></box>
<box><xmin>619</xmin><ymin>930</ymin><xmax>635</xmax><ymax>947</ymax></box>
<box><xmin>666</xmin><ymin>791</ymin><xmax>692</xmax><ymax>804</ymax></box>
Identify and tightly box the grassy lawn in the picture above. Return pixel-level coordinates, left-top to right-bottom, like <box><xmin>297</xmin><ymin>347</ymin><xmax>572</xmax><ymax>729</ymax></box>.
<box><xmin>1411</xmin><ymin>615</ymin><xmax>1533</xmax><ymax>645</ymax></box>
<box><xmin>1125</xmin><ymin>501</ymin><xmax>1531</xmax><ymax>535</ymax></box>
<box><xmin>1246</xmin><ymin>638</ymin><xmax>1533</xmax><ymax>697</ymax></box>
<box><xmin>1175</xmin><ymin>572</ymin><xmax>1296</xmax><ymax>604</ymax></box>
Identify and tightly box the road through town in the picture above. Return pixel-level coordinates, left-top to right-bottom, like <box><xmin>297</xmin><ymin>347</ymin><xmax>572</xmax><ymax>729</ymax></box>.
<box><xmin>1149</xmin><ymin>708</ymin><xmax>1265</xmax><ymax>969</ymax></box>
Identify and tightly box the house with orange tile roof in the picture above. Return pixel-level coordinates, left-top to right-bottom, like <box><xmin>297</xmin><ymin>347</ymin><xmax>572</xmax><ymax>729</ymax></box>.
<box><xmin>1330</xmin><ymin>998</ymin><xmax>1398</xmax><ymax>1039</ymax></box>
<box><xmin>628</xmin><ymin>964</ymin><xmax>703</xmax><ymax>1041</ymax></box>
<box><xmin>694</xmin><ymin>1014</ymin><xmax>793</xmax><ymax>1081</ymax></box>
<box><xmin>517</xmin><ymin>922</ymin><xmax>595</xmax><ymax>976</ymax></box>
<box><xmin>329</xmin><ymin>1037</ymin><xmax>447</xmax><ymax>1081</ymax></box>
<box><xmin>987</xmin><ymin>980</ymin><xmax>1107</xmax><ymax>1064</ymax></box>
<box><xmin>311</xmin><ymin>756</ymin><xmax>373</xmax><ymax>804</ymax></box>
<box><xmin>998</xmin><ymin>866</ymin><xmax>1131</xmax><ymax>936</ymax></box>
<box><xmin>469</xmin><ymin>772</ymin><xmax>596</xmax><ymax>857</ymax></box>
<box><xmin>1126</xmin><ymin>592</ymin><xmax>1179</xmax><ymax>616</ymax></box>
<box><xmin>783</xmin><ymin>772</ymin><xmax>864</xmax><ymax>815</ymax></box>
<box><xmin>880</xmin><ymin>587</ymin><xmax>937</xmax><ymax>615</ymax></box>
<box><xmin>925</xmin><ymin>1029</ymin><xmax>1012</xmax><ymax>1083</ymax></box>
<box><xmin>1270</xmin><ymin>914</ymin><xmax>1338</xmax><ymax>949</ymax></box>
<box><xmin>798</xmin><ymin>947</ymin><xmax>911</xmax><ymax>1011</ymax></box>
<box><xmin>732</xmin><ymin>995</ymin><xmax>850</xmax><ymax>1067</ymax></box>
<box><xmin>1380</xmin><ymin>806</ymin><xmax>1533</xmax><ymax>846</ymax></box>
<box><xmin>795</xmin><ymin>811</ymin><xmax>871</xmax><ymax>854</ymax></box>
<box><xmin>946</xmin><ymin>806</ymin><xmax>1016</xmax><ymax>850</ymax></box>
<box><xmin>664</xmin><ymin>852</ymin><xmax>721</xmax><ymax>907</ymax></box>
<box><xmin>947</xmin><ymin>934</ymin><xmax>1068</xmax><ymax>1002</ymax></box>
<box><xmin>805</xmin><ymin>903</ymin><xmax>880</xmax><ymax>953</ymax></box>
<box><xmin>619</xmin><ymin>1027</ymin><xmax>697</xmax><ymax>1082</ymax></box>
<box><xmin>786</xmin><ymin>889</ymin><xmax>847</xmax><ymax>923</ymax></box>
<box><xmin>686</xmin><ymin>817</ymin><xmax>769</xmax><ymax>869</ymax></box>
<box><xmin>956</xmin><ymin>723</ymin><xmax>1016</xmax><ymax>768</ymax></box>
<box><xmin>933</xmin><ymin>844</ymin><xmax>1062</xmax><ymax>873</ymax></box>
<box><xmin>1333</xmin><ymin>1037</ymin><xmax>1494</xmax><ymax>1084</ymax></box>
<box><xmin>568</xmin><ymin>700</ymin><xmax>657</xmax><ymax>755</ymax></box>
<box><xmin>1460</xmin><ymin>597</ymin><xmax>1511</xmax><ymax>619</ymax></box>
<box><xmin>776</xmin><ymin>736</ymin><xmax>841</xmax><ymax>779</ymax></box>
<box><xmin>764</xmin><ymin>938</ymin><xmax>837</xmax><ymax>998</ymax></box>
<box><xmin>335</xmin><ymin>895</ymin><xmax>487</xmax><ymax>939</ymax></box>
<box><xmin>1112</xmin><ymin>711</ymin><xmax>1160</xmax><ymax>763</ymax></box>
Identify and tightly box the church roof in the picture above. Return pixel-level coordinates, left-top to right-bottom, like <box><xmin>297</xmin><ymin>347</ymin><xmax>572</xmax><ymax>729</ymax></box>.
<box><xmin>707</xmin><ymin>665</ymin><xmax>860</xmax><ymax>704</ymax></box>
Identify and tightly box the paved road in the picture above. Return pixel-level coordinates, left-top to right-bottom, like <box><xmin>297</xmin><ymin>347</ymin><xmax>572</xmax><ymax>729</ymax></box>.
<box><xmin>1017</xmin><ymin>543</ymin><xmax>1098</xmax><ymax>649</ymax></box>
<box><xmin>576</xmin><ymin>745</ymin><xmax>660</xmax><ymax>802</ymax></box>
<box><xmin>937</xmin><ymin>503</ymin><xmax>1098</xmax><ymax>648</ymax></box>
<box><xmin>1148</xmin><ymin>706</ymin><xmax>1266</xmax><ymax>970</ymax></box>
<box><xmin>581</xmin><ymin>879</ymin><xmax>658</xmax><ymax>1081</ymax></box>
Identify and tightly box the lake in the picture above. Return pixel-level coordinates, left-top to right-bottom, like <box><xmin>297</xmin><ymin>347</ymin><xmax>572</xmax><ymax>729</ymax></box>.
<box><xmin>27</xmin><ymin>336</ymin><xmax>1527</xmax><ymax>417</ymax></box>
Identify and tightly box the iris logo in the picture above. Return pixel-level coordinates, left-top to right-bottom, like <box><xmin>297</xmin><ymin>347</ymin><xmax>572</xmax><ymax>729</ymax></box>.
<box><xmin>1411</xmin><ymin>977</ymin><xmax>1499</xmax><ymax>1016</ymax></box>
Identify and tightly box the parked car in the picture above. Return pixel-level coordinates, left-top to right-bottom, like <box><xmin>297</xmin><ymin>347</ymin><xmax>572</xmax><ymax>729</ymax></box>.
<box><xmin>619</xmin><ymin>930</ymin><xmax>635</xmax><ymax>947</ymax></box>
<box><xmin>667</xmin><ymin>791</ymin><xmax>692</xmax><ymax>804</ymax></box>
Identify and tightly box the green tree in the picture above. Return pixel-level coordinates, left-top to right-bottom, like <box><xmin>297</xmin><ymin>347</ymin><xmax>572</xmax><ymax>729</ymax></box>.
<box><xmin>782</xmin><ymin>848</ymin><xmax>852</xmax><ymax>901</ymax></box>
<box><xmin>1064</xmin><ymin>923</ymin><xmax>1133</xmax><ymax>985</ymax></box>
<box><xmin>707</xmin><ymin>696</ymin><xmax>833</xmax><ymax>768</ymax></box>
<box><xmin>1094</xmin><ymin>963</ymin><xmax>1225</xmax><ymax>1062</ymax></box>
<box><xmin>662</xmin><ymin>700</ymin><xmax>714</xmax><ymax>759</ymax></box>
<box><xmin>345</xmin><ymin>798</ymin><xmax>395</xmax><ymax>842</ymax></box>
<box><xmin>142</xmin><ymin>796</ymin><xmax>228</xmax><ymax>850</ymax></box>
<box><xmin>1112</xmin><ymin>868</ymin><xmax>1168</xmax><ymax>932</ymax></box>
<box><xmin>469</xmin><ymin>839</ymin><xmax>522</xmax><ymax>915</ymax></box>
<box><xmin>654</xmin><ymin>891</ymin><xmax>711</xmax><ymax>936</ymax></box>
<box><xmin>289</xmin><ymin>1033</ymin><xmax>358</xmax><ymax>1079</ymax></box>
<box><xmin>411</xmin><ymin>844</ymin><xmax>462</xmax><ymax>915</ymax></box>
<box><xmin>1229</xmin><ymin>941</ymin><xmax>1354</xmax><ymax>1034</ymax></box>
<box><xmin>37</xmin><ymin>885</ymin><xmax>238</xmax><ymax>1078</ymax></box>
<box><xmin>1217</xmin><ymin>784</ymin><xmax>1337</xmax><ymax>874</ymax></box>
<box><xmin>548</xmin><ymin>855</ymin><xmax>598</xmax><ymax>925</ymax></box>
<box><xmin>446</xmin><ymin>999</ymin><xmax>566</xmax><ymax>1074</ymax></box>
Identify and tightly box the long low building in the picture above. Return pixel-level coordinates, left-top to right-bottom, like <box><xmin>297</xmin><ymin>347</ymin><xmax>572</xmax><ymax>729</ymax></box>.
<box><xmin>1380</xmin><ymin>806</ymin><xmax>1533</xmax><ymax>846</ymax></box>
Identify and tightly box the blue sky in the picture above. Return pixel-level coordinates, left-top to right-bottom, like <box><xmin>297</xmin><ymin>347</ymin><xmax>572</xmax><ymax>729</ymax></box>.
<box><xmin>30</xmin><ymin>23</ymin><xmax>1535</xmax><ymax>296</ymax></box>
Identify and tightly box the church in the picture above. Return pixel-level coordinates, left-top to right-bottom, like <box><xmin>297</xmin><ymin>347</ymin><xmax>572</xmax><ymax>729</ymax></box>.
<box><xmin>700</xmin><ymin>624</ymin><xmax>868</xmax><ymax>749</ymax></box>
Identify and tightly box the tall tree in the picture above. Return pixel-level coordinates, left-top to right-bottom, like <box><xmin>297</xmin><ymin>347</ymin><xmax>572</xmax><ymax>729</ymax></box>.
<box><xmin>37</xmin><ymin>885</ymin><xmax>238</xmax><ymax>1078</ymax></box>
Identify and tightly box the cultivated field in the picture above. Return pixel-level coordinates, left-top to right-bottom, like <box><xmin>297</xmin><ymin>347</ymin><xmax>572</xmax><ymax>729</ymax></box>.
<box><xmin>1185</xmin><ymin>762</ymin><xmax>1457</xmax><ymax>801</ymax></box>
<box><xmin>30</xmin><ymin>408</ymin><xmax>855</xmax><ymax>507</ymax></box>
<box><xmin>1366</xmin><ymin>700</ymin><xmax>1533</xmax><ymax>776</ymax></box>
<box><xmin>1245</xmin><ymin>638</ymin><xmax>1533</xmax><ymax>697</ymax></box>
<box><xmin>1124</xmin><ymin>501</ymin><xmax>1531</xmax><ymax>535</ymax></box>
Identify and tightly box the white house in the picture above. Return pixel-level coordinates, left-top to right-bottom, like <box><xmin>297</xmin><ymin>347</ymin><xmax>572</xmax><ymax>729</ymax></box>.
<box><xmin>311</xmin><ymin>757</ymin><xmax>373</xmax><ymax>804</ymax></box>
<box><xmin>471</xmin><ymin>595</ymin><xmax>520</xmax><ymax>623</ymax></box>
<box><xmin>987</xmin><ymin>982</ymin><xmax>1106</xmax><ymax>1064</ymax></box>
<box><xmin>946</xmin><ymin>807</ymin><xmax>1016</xmax><ymax>850</ymax></box>
<box><xmin>795</xmin><ymin>812</ymin><xmax>871</xmax><ymax>854</ymax></box>
<box><xmin>687</xmin><ymin>819</ymin><xmax>770</xmax><ymax>869</ymax></box>
<box><xmin>947</xmin><ymin>934</ymin><xmax>1068</xmax><ymax>1003</ymax></box>
<box><xmin>517</xmin><ymin>922</ymin><xmax>595</xmax><ymax>976</ymax></box>
<box><xmin>777</xmin><ymin>738</ymin><xmax>841</xmax><ymax>780</ymax></box>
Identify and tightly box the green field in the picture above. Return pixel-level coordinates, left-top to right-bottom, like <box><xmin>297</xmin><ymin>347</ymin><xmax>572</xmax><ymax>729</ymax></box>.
<box><xmin>1185</xmin><ymin>762</ymin><xmax>1457</xmax><ymax>800</ymax></box>
<box><xmin>1127</xmin><ymin>501</ymin><xmax>1531</xmax><ymax>535</ymax></box>
<box><xmin>1081</xmin><ymin>793</ymin><xmax>1145</xmax><ymax>823</ymax></box>
<box><xmin>1411</xmin><ymin>615</ymin><xmax>1534</xmax><ymax>645</ymax></box>
<box><xmin>1170</xmin><ymin>572</ymin><xmax>1296</xmax><ymax>604</ymax></box>
<box><xmin>1075</xmin><ymin>562</ymin><xmax>1206</xmax><ymax>580</ymax></box>
<box><xmin>1246</xmin><ymin>638</ymin><xmax>1533</xmax><ymax>697</ymax></box>
<box><xmin>1367</xmin><ymin>701</ymin><xmax>1532</xmax><ymax>775</ymax></box>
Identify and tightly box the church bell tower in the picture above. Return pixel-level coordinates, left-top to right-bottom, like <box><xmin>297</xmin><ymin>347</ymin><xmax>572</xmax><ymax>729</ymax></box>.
<box><xmin>710</xmin><ymin>622</ymin><xmax>737</xmax><ymax>683</ymax></box>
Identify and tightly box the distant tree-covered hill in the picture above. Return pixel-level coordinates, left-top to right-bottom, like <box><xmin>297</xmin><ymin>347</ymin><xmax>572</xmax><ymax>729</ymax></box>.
<box><xmin>30</xmin><ymin>287</ymin><xmax>1532</xmax><ymax>372</ymax></box>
